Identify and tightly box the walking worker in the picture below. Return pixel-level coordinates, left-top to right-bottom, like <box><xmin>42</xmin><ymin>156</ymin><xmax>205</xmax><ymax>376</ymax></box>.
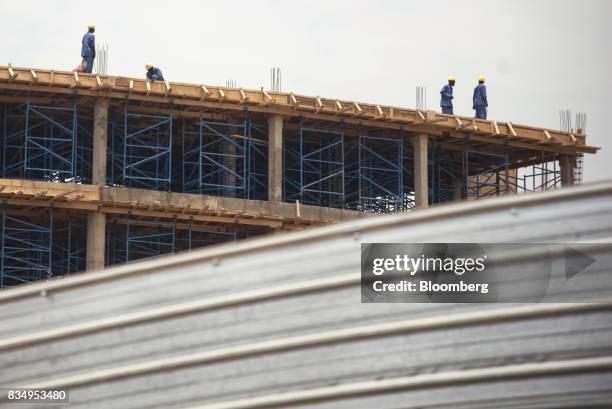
<box><xmin>440</xmin><ymin>76</ymin><xmax>455</xmax><ymax>115</ymax></box>
<box><xmin>473</xmin><ymin>76</ymin><xmax>488</xmax><ymax>119</ymax></box>
<box><xmin>145</xmin><ymin>64</ymin><xmax>164</xmax><ymax>81</ymax></box>
<box><xmin>81</xmin><ymin>25</ymin><xmax>96</xmax><ymax>74</ymax></box>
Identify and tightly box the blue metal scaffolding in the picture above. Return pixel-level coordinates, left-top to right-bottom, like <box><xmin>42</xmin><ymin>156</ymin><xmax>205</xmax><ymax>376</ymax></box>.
<box><xmin>126</xmin><ymin>216</ymin><xmax>176</xmax><ymax>263</ymax></box>
<box><xmin>345</xmin><ymin>131</ymin><xmax>404</xmax><ymax>213</ymax></box>
<box><xmin>284</xmin><ymin>119</ymin><xmax>345</xmax><ymax>208</ymax></box>
<box><xmin>458</xmin><ymin>137</ymin><xmax>510</xmax><ymax>200</ymax></box>
<box><xmin>108</xmin><ymin>120</ymin><xmax>123</xmax><ymax>186</ymax></box>
<box><xmin>53</xmin><ymin>221</ymin><xmax>86</xmax><ymax>277</ymax></box>
<box><xmin>105</xmin><ymin>216</ymin><xmax>238</xmax><ymax>265</ymax></box>
<box><xmin>175</xmin><ymin>222</ymin><xmax>238</xmax><ymax>253</ymax></box>
<box><xmin>1</xmin><ymin>100</ymin><xmax>92</xmax><ymax>183</ymax></box>
<box><xmin>0</xmin><ymin>205</ymin><xmax>86</xmax><ymax>290</ymax></box>
<box><xmin>428</xmin><ymin>142</ymin><xmax>463</xmax><ymax>204</ymax></box>
<box><xmin>247</xmin><ymin>121</ymin><xmax>268</xmax><ymax>200</ymax></box>
<box><xmin>511</xmin><ymin>154</ymin><xmax>561</xmax><ymax>193</ymax></box>
<box><xmin>464</xmin><ymin>152</ymin><xmax>510</xmax><ymax>199</ymax></box>
<box><xmin>109</xmin><ymin>104</ymin><xmax>172</xmax><ymax>191</ymax></box>
<box><xmin>401</xmin><ymin>139</ymin><xmax>416</xmax><ymax>210</ymax></box>
<box><xmin>0</xmin><ymin>205</ymin><xmax>52</xmax><ymax>289</ymax></box>
<box><xmin>283</xmin><ymin>132</ymin><xmax>302</xmax><ymax>203</ymax></box>
<box><xmin>182</xmin><ymin>114</ymin><xmax>268</xmax><ymax>199</ymax></box>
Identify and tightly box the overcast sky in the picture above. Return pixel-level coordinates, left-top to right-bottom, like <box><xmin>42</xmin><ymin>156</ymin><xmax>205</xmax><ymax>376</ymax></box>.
<box><xmin>1</xmin><ymin>0</ymin><xmax>610</xmax><ymax>181</ymax></box>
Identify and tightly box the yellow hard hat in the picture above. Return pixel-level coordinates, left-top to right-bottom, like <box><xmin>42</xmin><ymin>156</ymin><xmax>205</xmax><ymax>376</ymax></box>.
<box><xmin>145</xmin><ymin>63</ymin><xmax>153</xmax><ymax>70</ymax></box>
<box><xmin>478</xmin><ymin>75</ymin><xmax>486</xmax><ymax>82</ymax></box>
<box><xmin>88</xmin><ymin>24</ymin><xmax>96</xmax><ymax>29</ymax></box>
<box><xmin>448</xmin><ymin>76</ymin><xmax>456</xmax><ymax>81</ymax></box>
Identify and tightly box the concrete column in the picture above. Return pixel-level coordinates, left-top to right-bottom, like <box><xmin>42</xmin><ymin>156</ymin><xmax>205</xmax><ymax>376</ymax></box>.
<box><xmin>560</xmin><ymin>154</ymin><xmax>575</xmax><ymax>187</ymax></box>
<box><xmin>268</xmin><ymin>115</ymin><xmax>283</xmax><ymax>202</ymax></box>
<box><xmin>86</xmin><ymin>211</ymin><xmax>106</xmax><ymax>271</ymax></box>
<box><xmin>413</xmin><ymin>134</ymin><xmax>429</xmax><ymax>208</ymax></box>
<box><xmin>87</xmin><ymin>98</ymin><xmax>109</xmax><ymax>271</ymax></box>
<box><xmin>92</xmin><ymin>98</ymin><xmax>109</xmax><ymax>185</ymax></box>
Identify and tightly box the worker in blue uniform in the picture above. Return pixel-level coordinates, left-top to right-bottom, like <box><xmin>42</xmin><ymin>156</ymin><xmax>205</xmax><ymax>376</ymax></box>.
<box><xmin>81</xmin><ymin>25</ymin><xmax>96</xmax><ymax>73</ymax></box>
<box><xmin>145</xmin><ymin>64</ymin><xmax>164</xmax><ymax>81</ymax></box>
<box><xmin>473</xmin><ymin>76</ymin><xmax>488</xmax><ymax>119</ymax></box>
<box><xmin>440</xmin><ymin>76</ymin><xmax>455</xmax><ymax>115</ymax></box>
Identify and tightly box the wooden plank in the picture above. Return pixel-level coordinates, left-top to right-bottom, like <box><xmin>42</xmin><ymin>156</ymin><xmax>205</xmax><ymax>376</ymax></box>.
<box><xmin>315</xmin><ymin>97</ymin><xmax>323</xmax><ymax>112</ymax></box>
<box><xmin>71</xmin><ymin>71</ymin><xmax>80</xmax><ymax>88</ymax></box>
<box><xmin>239</xmin><ymin>88</ymin><xmax>249</xmax><ymax>104</ymax></box>
<box><xmin>29</xmin><ymin>70</ymin><xmax>38</xmax><ymax>84</ymax></box>
<box><xmin>507</xmin><ymin>122</ymin><xmax>517</xmax><ymax>137</ymax></box>
<box><xmin>492</xmin><ymin>120</ymin><xmax>500</xmax><ymax>136</ymax></box>
<box><xmin>335</xmin><ymin>100</ymin><xmax>343</xmax><ymax>113</ymax></box>
<box><xmin>200</xmin><ymin>85</ymin><xmax>210</xmax><ymax>101</ymax></box>
<box><xmin>0</xmin><ymin>65</ymin><xmax>597</xmax><ymax>154</ymax></box>
<box><xmin>375</xmin><ymin>105</ymin><xmax>384</xmax><ymax>119</ymax></box>
<box><xmin>101</xmin><ymin>207</ymin><xmax>283</xmax><ymax>228</ymax></box>
<box><xmin>7</xmin><ymin>67</ymin><xmax>17</xmax><ymax>82</ymax></box>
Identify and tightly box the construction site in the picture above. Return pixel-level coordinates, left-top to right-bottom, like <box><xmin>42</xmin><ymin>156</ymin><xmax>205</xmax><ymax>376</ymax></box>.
<box><xmin>2</xmin><ymin>3</ymin><xmax>612</xmax><ymax>403</ymax></box>
<box><xmin>0</xmin><ymin>65</ymin><xmax>597</xmax><ymax>288</ymax></box>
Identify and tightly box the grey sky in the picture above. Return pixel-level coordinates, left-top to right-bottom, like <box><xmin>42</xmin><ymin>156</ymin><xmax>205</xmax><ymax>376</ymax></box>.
<box><xmin>1</xmin><ymin>0</ymin><xmax>610</xmax><ymax>181</ymax></box>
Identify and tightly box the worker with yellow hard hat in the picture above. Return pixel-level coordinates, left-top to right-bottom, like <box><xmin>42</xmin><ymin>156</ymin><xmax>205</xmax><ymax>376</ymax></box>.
<box><xmin>440</xmin><ymin>76</ymin><xmax>456</xmax><ymax>115</ymax></box>
<box><xmin>473</xmin><ymin>76</ymin><xmax>488</xmax><ymax>119</ymax></box>
<box><xmin>145</xmin><ymin>64</ymin><xmax>165</xmax><ymax>82</ymax></box>
<box><xmin>81</xmin><ymin>24</ymin><xmax>96</xmax><ymax>74</ymax></box>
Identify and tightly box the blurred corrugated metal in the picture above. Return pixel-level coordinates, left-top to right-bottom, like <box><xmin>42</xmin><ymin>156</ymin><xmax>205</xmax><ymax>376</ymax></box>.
<box><xmin>1</xmin><ymin>181</ymin><xmax>612</xmax><ymax>408</ymax></box>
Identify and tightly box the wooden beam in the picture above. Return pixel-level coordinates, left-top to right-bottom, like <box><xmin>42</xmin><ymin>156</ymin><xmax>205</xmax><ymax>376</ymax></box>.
<box><xmin>71</xmin><ymin>71</ymin><xmax>80</xmax><ymax>88</ymax></box>
<box><xmin>239</xmin><ymin>88</ymin><xmax>249</xmax><ymax>104</ymax></box>
<box><xmin>492</xmin><ymin>120</ymin><xmax>500</xmax><ymax>136</ymax></box>
<box><xmin>507</xmin><ymin>121</ymin><xmax>517</xmax><ymax>137</ymax></box>
<box><xmin>335</xmin><ymin>100</ymin><xmax>343</xmax><ymax>114</ymax></box>
<box><xmin>0</xmin><ymin>65</ymin><xmax>596</xmax><ymax>154</ymax></box>
<box><xmin>375</xmin><ymin>105</ymin><xmax>384</xmax><ymax>119</ymax></box>
<box><xmin>101</xmin><ymin>207</ymin><xmax>283</xmax><ymax>228</ymax></box>
<box><xmin>200</xmin><ymin>85</ymin><xmax>210</xmax><ymax>101</ymax></box>
<box><xmin>7</xmin><ymin>67</ymin><xmax>17</xmax><ymax>82</ymax></box>
<box><xmin>261</xmin><ymin>88</ymin><xmax>273</xmax><ymax>105</ymax></box>
<box><xmin>315</xmin><ymin>96</ymin><xmax>323</xmax><ymax>112</ymax></box>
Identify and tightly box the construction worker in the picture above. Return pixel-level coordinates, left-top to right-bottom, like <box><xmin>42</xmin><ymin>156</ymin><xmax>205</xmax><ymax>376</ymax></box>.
<box><xmin>440</xmin><ymin>76</ymin><xmax>455</xmax><ymax>115</ymax></box>
<box><xmin>145</xmin><ymin>64</ymin><xmax>164</xmax><ymax>81</ymax></box>
<box><xmin>473</xmin><ymin>76</ymin><xmax>488</xmax><ymax>119</ymax></box>
<box><xmin>81</xmin><ymin>25</ymin><xmax>96</xmax><ymax>74</ymax></box>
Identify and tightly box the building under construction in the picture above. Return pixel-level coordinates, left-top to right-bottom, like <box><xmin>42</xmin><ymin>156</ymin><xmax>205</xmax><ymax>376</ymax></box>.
<box><xmin>0</xmin><ymin>65</ymin><xmax>598</xmax><ymax>289</ymax></box>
